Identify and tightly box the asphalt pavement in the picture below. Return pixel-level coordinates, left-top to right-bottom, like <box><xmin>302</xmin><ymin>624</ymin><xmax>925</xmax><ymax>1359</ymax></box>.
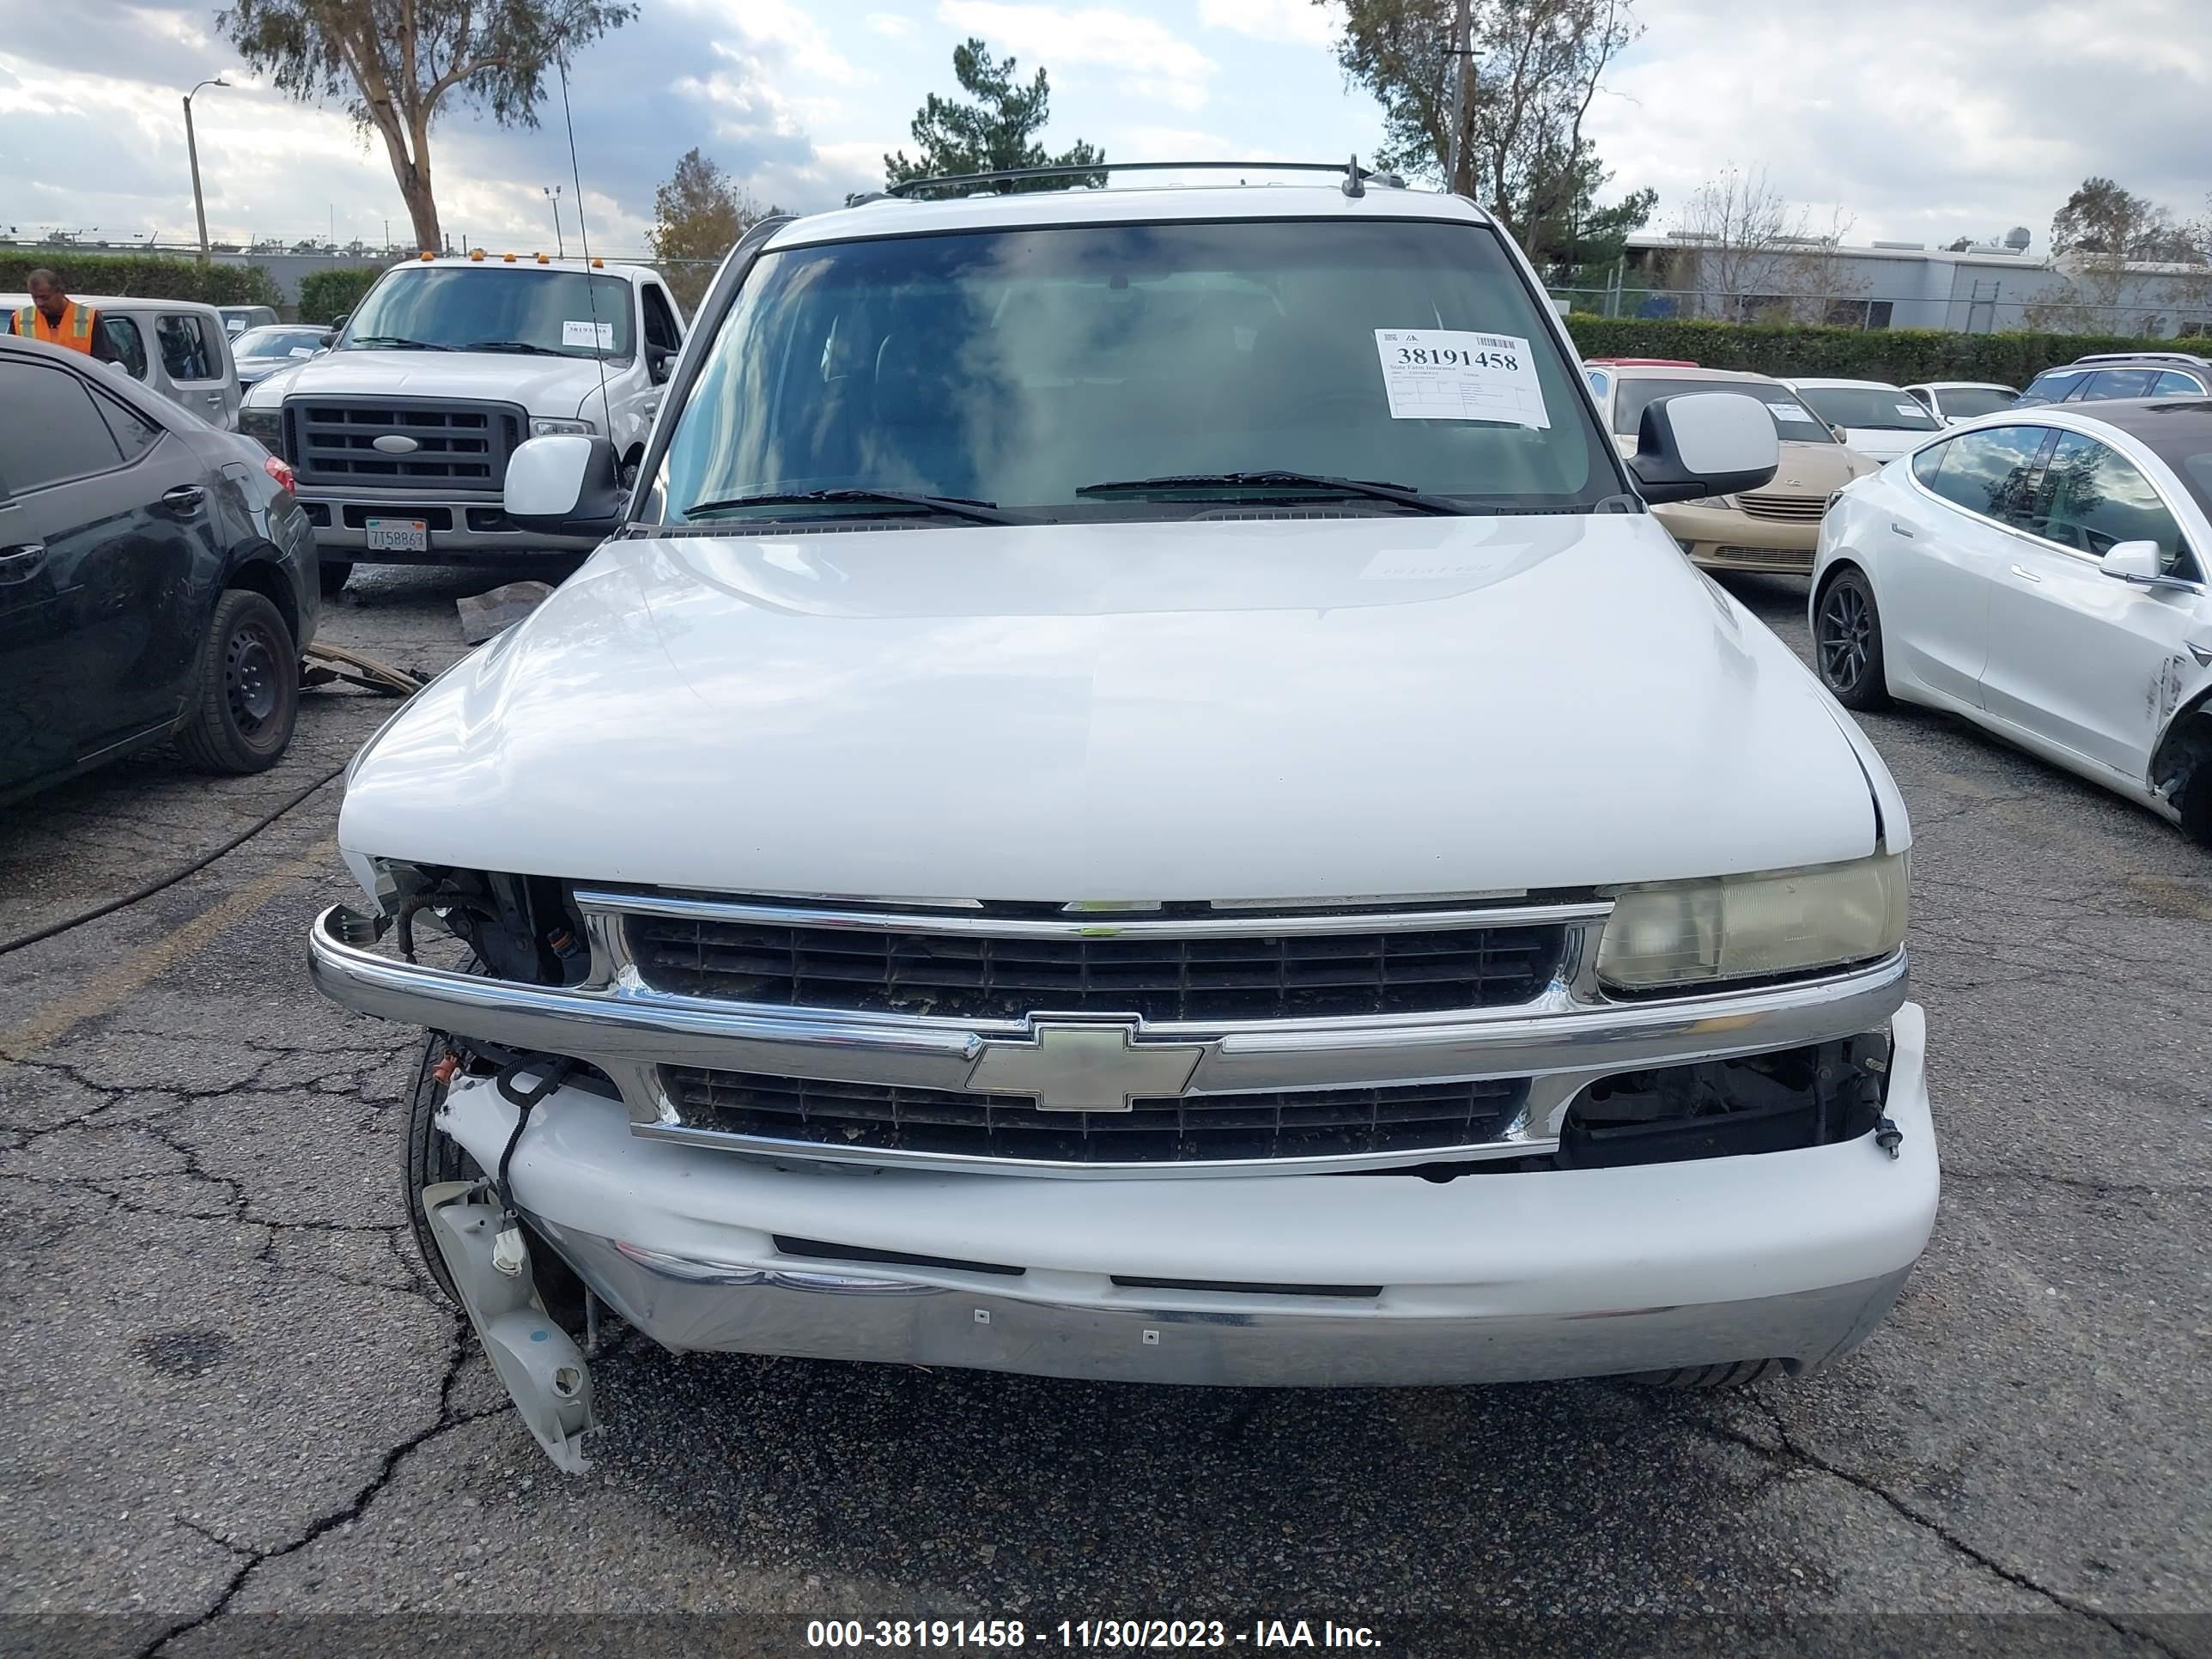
<box><xmin>1</xmin><ymin>561</ymin><xmax>2206</xmax><ymax>1659</ymax></box>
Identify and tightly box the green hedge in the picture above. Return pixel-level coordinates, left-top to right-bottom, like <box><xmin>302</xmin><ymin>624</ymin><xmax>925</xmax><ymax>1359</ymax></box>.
<box><xmin>1561</xmin><ymin>315</ymin><xmax>2171</xmax><ymax>387</ymax></box>
<box><xmin>0</xmin><ymin>252</ymin><xmax>280</xmax><ymax>307</ymax></box>
<box><xmin>295</xmin><ymin>266</ymin><xmax>387</xmax><ymax>325</ymax></box>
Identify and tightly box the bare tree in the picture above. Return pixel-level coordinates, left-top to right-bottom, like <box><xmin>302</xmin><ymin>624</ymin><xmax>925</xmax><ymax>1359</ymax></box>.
<box><xmin>1667</xmin><ymin>169</ymin><xmax>1865</xmax><ymax>322</ymax></box>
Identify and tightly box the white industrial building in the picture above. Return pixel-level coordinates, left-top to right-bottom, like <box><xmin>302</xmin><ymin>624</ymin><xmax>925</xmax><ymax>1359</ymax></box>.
<box><xmin>1594</xmin><ymin>231</ymin><xmax>2212</xmax><ymax>336</ymax></box>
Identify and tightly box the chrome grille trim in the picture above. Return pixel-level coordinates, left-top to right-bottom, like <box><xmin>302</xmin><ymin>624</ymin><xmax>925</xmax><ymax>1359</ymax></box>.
<box><xmin>308</xmin><ymin>896</ymin><xmax>1911</xmax><ymax>1181</ymax></box>
<box><xmin>574</xmin><ymin>888</ymin><xmax>1611</xmax><ymax>939</ymax></box>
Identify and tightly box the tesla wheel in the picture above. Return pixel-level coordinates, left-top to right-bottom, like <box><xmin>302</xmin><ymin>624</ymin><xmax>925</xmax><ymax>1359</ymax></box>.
<box><xmin>1814</xmin><ymin>568</ymin><xmax>1891</xmax><ymax>712</ymax></box>
<box><xmin>319</xmin><ymin>559</ymin><xmax>352</xmax><ymax>597</ymax></box>
<box><xmin>175</xmin><ymin>588</ymin><xmax>299</xmax><ymax>774</ymax></box>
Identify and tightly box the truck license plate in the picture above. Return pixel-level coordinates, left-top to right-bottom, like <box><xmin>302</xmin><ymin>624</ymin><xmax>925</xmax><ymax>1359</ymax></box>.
<box><xmin>365</xmin><ymin>518</ymin><xmax>428</xmax><ymax>553</ymax></box>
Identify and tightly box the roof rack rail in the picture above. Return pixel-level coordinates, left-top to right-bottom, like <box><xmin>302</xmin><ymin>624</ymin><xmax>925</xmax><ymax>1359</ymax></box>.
<box><xmin>883</xmin><ymin>156</ymin><xmax>1407</xmax><ymax>200</ymax></box>
<box><xmin>2069</xmin><ymin>350</ymin><xmax>2211</xmax><ymax>367</ymax></box>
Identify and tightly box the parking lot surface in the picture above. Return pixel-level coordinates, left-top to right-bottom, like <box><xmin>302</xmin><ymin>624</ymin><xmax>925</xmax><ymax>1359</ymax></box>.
<box><xmin>2</xmin><ymin>563</ymin><xmax>2207</xmax><ymax>1657</ymax></box>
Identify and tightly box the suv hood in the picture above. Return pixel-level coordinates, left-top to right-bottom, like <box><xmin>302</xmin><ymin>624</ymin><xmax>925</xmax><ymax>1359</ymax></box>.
<box><xmin>243</xmin><ymin>347</ymin><xmax>617</xmax><ymax>417</ymax></box>
<box><xmin>342</xmin><ymin>514</ymin><xmax>1887</xmax><ymax>899</ymax></box>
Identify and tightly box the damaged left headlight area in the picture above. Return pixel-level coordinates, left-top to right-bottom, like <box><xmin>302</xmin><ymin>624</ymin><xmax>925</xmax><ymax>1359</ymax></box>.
<box><xmin>342</xmin><ymin>860</ymin><xmax>593</xmax><ymax>987</ymax></box>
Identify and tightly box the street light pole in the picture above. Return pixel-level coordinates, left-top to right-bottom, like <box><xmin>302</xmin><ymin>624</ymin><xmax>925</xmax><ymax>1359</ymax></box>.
<box><xmin>183</xmin><ymin>76</ymin><xmax>228</xmax><ymax>263</ymax></box>
<box><xmin>1444</xmin><ymin>0</ymin><xmax>1471</xmax><ymax>197</ymax></box>
<box><xmin>544</xmin><ymin>185</ymin><xmax>565</xmax><ymax>258</ymax></box>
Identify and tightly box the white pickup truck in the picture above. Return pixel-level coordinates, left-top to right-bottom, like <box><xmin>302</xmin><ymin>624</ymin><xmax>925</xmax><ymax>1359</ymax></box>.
<box><xmin>240</xmin><ymin>254</ymin><xmax>685</xmax><ymax>593</ymax></box>
<box><xmin>309</xmin><ymin>167</ymin><xmax>1938</xmax><ymax>1471</ymax></box>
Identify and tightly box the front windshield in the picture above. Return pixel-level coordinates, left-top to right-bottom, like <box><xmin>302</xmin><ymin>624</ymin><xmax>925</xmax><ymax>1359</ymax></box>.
<box><xmin>1937</xmin><ymin>386</ymin><xmax>2016</xmax><ymax>420</ymax></box>
<box><xmin>1611</xmin><ymin>377</ymin><xmax>1838</xmax><ymax>443</ymax></box>
<box><xmin>1795</xmin><ymin>386</ymin><xmax>1941</xmax><ymax>433</ymax></box>
<box><xmin>649</xmin><ymin>217</ymin><xmax>1617</xmax><ymax>522</ymax></box>
<box><xmin>234</xmin><ymin>325</ymin><xmax>325</xmax><ymax>359</ymax></box>
<box><xmin>342</xmin><ymin>266</ymin><xmax>635</xmax><ymax>358</ymax></box>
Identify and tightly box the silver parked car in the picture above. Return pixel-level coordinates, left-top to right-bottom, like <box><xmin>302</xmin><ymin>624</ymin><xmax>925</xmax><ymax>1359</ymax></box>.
<box><xmin>12</xmin><ymin>294</ymin><xmax>244</xmax><ymax>429</ymax></box>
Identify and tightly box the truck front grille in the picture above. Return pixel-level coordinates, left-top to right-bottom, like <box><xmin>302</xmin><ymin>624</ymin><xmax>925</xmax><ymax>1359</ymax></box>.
<box><xmin>659</xmin><ymin>1066</ymin><xmax>1527</xmax><ymax>1165</ymax></box>
<box><xmin>627</xmin><ymin>914</ymin><xmax>1565</xmax><ymax>1023</ymax></box>
<box><xmin>283</xmin><ymin>396</ymin><xmax>526</xmax><ymax>492</ymax></box>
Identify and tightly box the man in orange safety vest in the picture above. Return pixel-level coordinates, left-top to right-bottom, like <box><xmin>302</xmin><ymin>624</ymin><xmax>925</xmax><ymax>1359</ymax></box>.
<box><xmin>9</xmin><ymin>269</ymin><xmax>118</xmax><ymax>361</ymax></box>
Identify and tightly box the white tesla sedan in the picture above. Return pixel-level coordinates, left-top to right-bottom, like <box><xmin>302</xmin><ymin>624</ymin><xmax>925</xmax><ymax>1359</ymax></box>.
<box><xmin>1812</xmin><ymin>398</ymin><xmax>2212</xmax><ymax>844</ymax></box>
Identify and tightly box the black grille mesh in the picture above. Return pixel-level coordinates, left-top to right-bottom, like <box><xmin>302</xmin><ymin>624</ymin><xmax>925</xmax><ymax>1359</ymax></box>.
<box><xmin>628</xmin><ymin>915</ymin><xmax>1564</xmax><ymax>1022</ymax></box>
<box><xmin>659</xmin><ymin>1067</ymin><xmax>1527</xmax><ymax>1164</ymax></box>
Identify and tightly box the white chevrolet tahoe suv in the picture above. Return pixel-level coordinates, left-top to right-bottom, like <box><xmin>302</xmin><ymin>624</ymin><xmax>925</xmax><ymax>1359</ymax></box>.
<box><xmin>240</xmin><ymin>254</ymin><xmax>685</xmax><ymax>594</ymax></box>
<box><xmin>308</xmin><ymin>166</ymin><xmax>1937</xmax><ymax>1471</ymax></box>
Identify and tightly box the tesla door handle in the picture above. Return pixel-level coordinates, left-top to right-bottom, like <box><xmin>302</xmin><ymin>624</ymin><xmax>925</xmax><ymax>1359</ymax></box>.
<box><xmin>161</xmin><ymin>485</ymin><xmax>207</xmax><ymax>510</ymax></box>
<box><xmin>1889</xmin><ymin>521</ymin><xmax>1917</xmax><ymax>538</ymax></box>
<box><xmin>2008</xmin><ymin>563</ymin><xmax>2043</xmax><ymax>584</ymax></box>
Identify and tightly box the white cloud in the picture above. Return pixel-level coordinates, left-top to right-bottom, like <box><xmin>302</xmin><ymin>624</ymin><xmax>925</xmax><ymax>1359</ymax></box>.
<box><xmin>1113</xmin><ymin>126</ymin><xmax>1259</xmax><ymax>162</ymax></box>
<box><xmin>1197</xmin><ymin>0</ymin><xmax>1335</xmax><ymax>47</ymax></box>
<box><xmin>865</xmin><ymin>10</ymin><xmax>915</xmax><ymax>35</ymax></box>
<box><xmin>676</xmin><ymin>0</ymin><xmax>862</xmax><ymax>83</ymax></box>
<box><xmin>1589</xmin><ymin>0</ymin><xmax>2212</xmax><ymax>246</ymax></box>
<box><xmin>935</xmin><ymin>2</ymin><xmax>1217</xmax><ymax>111</ymax></box>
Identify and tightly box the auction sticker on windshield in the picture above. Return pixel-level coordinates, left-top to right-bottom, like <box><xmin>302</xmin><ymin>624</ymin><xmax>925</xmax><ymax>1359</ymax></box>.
<box><xmin>1373</xmin><ymin>330</ymin><xmax>1549</xmax><ymax>428</ymax></box>
<box><xmin>561</xmin><ymin>319</ymin><xmax>615</xmax><ymax>349</ymax></box>
<box><xmin>1766</xmin><ymin>401</ymin><xmax>1820</xmax><ymax>424</ymax></box>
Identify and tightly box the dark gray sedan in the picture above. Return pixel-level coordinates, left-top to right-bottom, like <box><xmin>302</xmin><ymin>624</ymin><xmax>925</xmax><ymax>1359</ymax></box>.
<box><xmin>0</xmin><ymin>335</ymin><xmax>322</xmax><ymax>804</ymax></box>
<box><xmin>230</xmin><ymin>324</ymin><xmax>330</xmax><ymax>390</ymax></box>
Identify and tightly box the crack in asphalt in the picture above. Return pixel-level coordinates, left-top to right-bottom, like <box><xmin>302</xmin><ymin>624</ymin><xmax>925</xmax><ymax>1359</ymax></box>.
<box><xmin>1942</xmin><ymin>1168</ymin><xmax>2211</xmax><ymax>1199</ymax></box>
<box><xmin>1652</xmin><ymin>1389</ymin><xmax>2182</xmax><ymax>1657</ymax></box>
<box><xmin>131</xmin><ymin>1315</ymin><xmax>503</xmax><ymax>1659</ymax></box>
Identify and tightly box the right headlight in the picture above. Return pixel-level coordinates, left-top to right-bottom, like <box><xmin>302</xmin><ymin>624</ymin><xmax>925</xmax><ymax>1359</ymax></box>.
<box><xmin>1596</xmin><ymin>853</ymin><xmax>1908</xmax><ymax>992</ymax></box>
<box><xmin>239</xmin><ymin>404</ymin><xmax>284</xmax><ymax>453</ymax></box>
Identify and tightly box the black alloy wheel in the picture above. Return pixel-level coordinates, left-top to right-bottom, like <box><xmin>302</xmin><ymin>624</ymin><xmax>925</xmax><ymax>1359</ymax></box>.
<box><xmin>1814</xmin><ymin>568</ymin><xmax>1890</xmax><ymax>712</ymax></box>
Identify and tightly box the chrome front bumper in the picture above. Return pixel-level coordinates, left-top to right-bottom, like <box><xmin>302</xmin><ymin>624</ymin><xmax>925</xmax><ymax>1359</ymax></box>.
<box><xmin>298</xmin><ymin>485</ymin><xmax>599</xmax><ymax>561</ymax></box>
<box><xmin>434</xmin><ymin>1001</ymin><xmax>1936</xmax><ymax>1388</ymax></box>
<box><xmin>310</xmin><ymin>899</ymin><xmax>1911</xmax><ymax>1180</ymax></box>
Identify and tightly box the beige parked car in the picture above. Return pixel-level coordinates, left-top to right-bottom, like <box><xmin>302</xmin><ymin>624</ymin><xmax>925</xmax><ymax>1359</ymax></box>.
<box><xmin>1584</xmin><ymin>361</ymin><xmax>1875</xmax><ymax>574</ymax></box>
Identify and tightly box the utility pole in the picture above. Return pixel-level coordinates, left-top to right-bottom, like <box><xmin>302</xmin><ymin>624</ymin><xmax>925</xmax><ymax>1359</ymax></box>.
<box><xmin>183</xmin><ymin>76</ymin><xmax>228</xmax><ymax>263</ymax></box>
<box><xmin>1445</xmin><ymin>0</ymin><xmax>1472</xmax><ymax>197</ymax></box>
<box><xmin>544</xmin><ymin>185</ymin><xmax>565</xmax><ymax>258</ymax></box>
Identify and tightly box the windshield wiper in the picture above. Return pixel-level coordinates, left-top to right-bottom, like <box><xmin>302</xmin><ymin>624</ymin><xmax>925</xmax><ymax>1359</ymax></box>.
<box><xmin>349</xmin><ymin>334</ymin><xmax>455</xmax><ymax>351</ymax></box>
<box><xmin>683</xmin><ymin>488</ymin><xmax>1027</xmax><ymax>527</ymax></box>
<box><xmin>463</xmin><ymin>340</ymin><xmax>569</xmax><ymax>356</ymax></box>
<box><xmin>1075</xmin><ymin>470</ymin><xmax>1468</xmax><ymax>515</ymax></box>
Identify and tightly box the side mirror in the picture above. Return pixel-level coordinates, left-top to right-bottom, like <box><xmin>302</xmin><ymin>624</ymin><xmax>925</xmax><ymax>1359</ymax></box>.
<box><xmin>2099</xmin><ymin>540</ymin><xmax>2188</xmax><ymax>588</ymax></box>
<box><xmin>647</xmin><ymin>346</ymin><xmax>675</xmax><ymax>385</ymax></box>
<box><xmin>1626</xmin><ymin>392</ymin><xmax>1780</xmax><ymax>505</ymax></box>
<box><xmin>319</xmin><ymin>313</ymin><xmax>349</xmax><ymax>349</ymax></box>
<box><xmin>506</xmin><ymin>434</ymin><xmax>626</xmax><ymax>538</ymax></box>
<box><xmin>1828</xmin><ymin>422</ymin><xmax>1849</xmax><ymax>444</ymax></box>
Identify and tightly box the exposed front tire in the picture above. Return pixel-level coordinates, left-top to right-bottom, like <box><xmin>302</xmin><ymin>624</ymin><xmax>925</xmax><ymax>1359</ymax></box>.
<box><xmin>404</xmin><ymin>1031</ymin><xmax>585</xmax><ymax>1325</ymax></box>
<box><xmin>174</xmin><ymin>588</ymin><xmax>298</xmax><ymax>774</ymax></box>
<box><xmin>1814</xmin><ymin>567</ymin><xmax>1891</xmax><ymax>712</ymax></box>
<box><xmin>318</xmin><ymin>558</ymin><xmax>352</xmax><ymax>597</ymax></box>
<box><xmin>1632</xmin><ymin>1359</ymin><xmax>1789</xmax><ymax>1389</ymax></box>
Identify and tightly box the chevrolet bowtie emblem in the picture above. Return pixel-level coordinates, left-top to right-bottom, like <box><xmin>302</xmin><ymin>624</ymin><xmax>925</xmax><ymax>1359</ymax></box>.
<box><xmin>966</xmin><ymin>1019</ymin><xmax>1206</xmax><ymax>1113</ymax></box>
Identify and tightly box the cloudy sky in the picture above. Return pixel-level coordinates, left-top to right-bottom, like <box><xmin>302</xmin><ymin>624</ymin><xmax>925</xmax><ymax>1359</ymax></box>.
<box><xmin>2</xmin><ymin>0</ymin><xmax>2207</xmax><ymax>258</ymax></box>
